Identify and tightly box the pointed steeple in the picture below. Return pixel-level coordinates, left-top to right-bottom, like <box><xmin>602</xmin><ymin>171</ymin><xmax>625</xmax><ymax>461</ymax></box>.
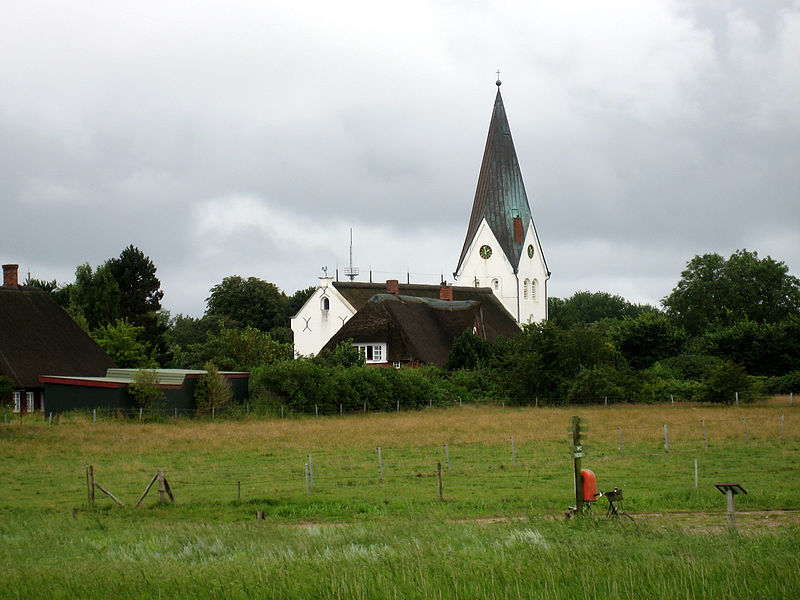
<box><xmin>455</xmin><ymin>84</ymin><xmax>534</xmax><ymax>275</ymax></box>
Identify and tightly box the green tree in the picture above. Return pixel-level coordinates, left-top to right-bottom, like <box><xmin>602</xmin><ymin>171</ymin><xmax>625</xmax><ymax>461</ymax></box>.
<box><xmin>663</xmin><ymin>250</ymin><xmax>800</xmax><ymax>334</ymax></box>
<box><xmin>194</xmin><ymin>362</ymin><xmax>233</xmax><ymax>413</ymax></box>
<box><xmin>700</xmin><ymin>361</ymin><xmax>752</xmax><ymax>404</ymax></box>
<box><xmin>192</xmin><ymin>326</ymin><xmax>292</xmax><ymax>371</ymax></box>
<box><xmin>94</xmin><ymin>319</ymin><xmax>157</xmax><ymax>368</ymax></box>
<box><xmin>695</xmin><ymin>317</ymin><xmax>800</xmax><ymax>376</ymax></box>
<box><xmin>445</xmin><ymin>330</ymin><xmax>493</xmax><ymax>371</ymax></box>
<box><xmin>164</xmin><ymin>313</ymin><xmax>240</xmax><ymax>368</ymax></box>
<box><xmin>70</xmin><ymin>262</ymin><xmax>121</xmax><ymax>330</ymax></box>
<box><xmin>610</xmin><ymin>312</ymin><xmax>684</xmax><ymax>370</ymax></box>
<box><xmin>128</xmin><ymin>369</ymin><xmax>166</xmax><ymax>411</ymax></box>
<box><xmin>548</xmin><ymin>291</ymin><xmax>657</xmax><ymax>328</ymax></box>
<box><xmin>206</xmin><ymin>276</ymin><xmax>289</xmax><ymax>333</ymax></box>
<box><xmin>107</xmin><ymin>244</ymin><xmax>164</xmax><ymax>321</ymax></box>
<box><xmin>107</xmin><ymin>245</ymin><xmax>169</xmax><ymax>364</ymax></box>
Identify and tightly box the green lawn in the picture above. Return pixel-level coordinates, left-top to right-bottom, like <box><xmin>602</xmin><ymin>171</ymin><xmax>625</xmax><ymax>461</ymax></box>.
<box><xmin>1</xmin><ymin>403</ymin><xmax>798</xmax><ymax>598</ymax></box>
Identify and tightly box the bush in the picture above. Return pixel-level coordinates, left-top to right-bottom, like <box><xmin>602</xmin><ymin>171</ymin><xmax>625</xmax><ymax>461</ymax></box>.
<box><xmin>759</xmin><ymin>371</ymin><xmax>800</xmax><ymax>395</ymax></box>
<box><xmin>194</xmin><ymin>362</ymin><xmax>233</xmax><ymax>413</ymax></box>
<box><xmin>699</xmin><ymin>361</ymin><xmax>752</xmax><ymax>403</ymax></box>
<box><xmin>562</xmin><ymin>364</ymin><xmax>641</xmax><ymax>403</ymax></box>
<box><xmin>128</xmin><ymin>369</ymin><xmax>165</xmax><ymax>412</ymax></box>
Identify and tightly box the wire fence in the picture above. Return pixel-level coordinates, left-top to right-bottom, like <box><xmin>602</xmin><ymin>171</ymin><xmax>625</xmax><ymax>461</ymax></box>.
<box><xmin>2</xmin><ymin>389</ymin><xmax>795</xmax><ymax>424</ymax></box>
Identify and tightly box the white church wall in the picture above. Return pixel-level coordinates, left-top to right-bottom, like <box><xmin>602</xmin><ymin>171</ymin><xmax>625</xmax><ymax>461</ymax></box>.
<box><xmin>455</xmin><ymin>220</ymin><xmax>520</xmax><ymax>321</ymax></box>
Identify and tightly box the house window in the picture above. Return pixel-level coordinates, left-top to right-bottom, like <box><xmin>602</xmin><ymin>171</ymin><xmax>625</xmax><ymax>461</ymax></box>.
<box><xmin>13</xmin><ymin>392</ymin><xmax>20</xmax><ymax>413</ymax></box>
<box><xmin>492</xmin><ymin>278</ymin><xmax>500</xmax><ymax>291</ymax></box>
<box><xmin>523</xmin><ymin>279</ymin><xmax>530</xmax><ymax>300</ymax></box>
<box><xmin>354</xmin><ymin>343</ymin><xmax>388</xmax><ymax>364</ymax></box>
<box><xmin>26</xmin><ymin>392</ymin><xmax>34</xmax><ymax>413</ymax></box>
<box><xmin>321</xmin><ymin>296</ymin><xmax>330</xmax><ymax>311</ymax></box>
<box><xmin>531</xmin><ymin>279</ymin><xmax>538</xmax><ymax>300</ymax></box>
<box><xmin>393</xmin><ymin>361</ymin><xmax>401</xmax><ymax>369</ymax></box>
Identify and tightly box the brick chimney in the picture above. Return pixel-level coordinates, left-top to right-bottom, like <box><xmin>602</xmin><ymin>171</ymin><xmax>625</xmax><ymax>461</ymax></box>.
<box><xmin>2</xmin><ymin>264</ymin><xmax>19</xmax><ymax>288</ymax></box>
<box><xmin>386</xmin><ymin>279</ymin><xmax>399</xmax><ymax>295</ymax></box>
<box><xmin>439</xmin><ymin>283</ymin><xmax>453</xmax><ymax>301</ymax></box>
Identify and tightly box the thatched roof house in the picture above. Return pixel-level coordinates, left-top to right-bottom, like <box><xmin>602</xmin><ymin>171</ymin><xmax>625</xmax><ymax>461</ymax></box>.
<box><xmin>0</xmin><ymin>264</ymin><xmax>116</xmax><ymax>413</ymax></box>
<box><xmin>321</xmin><ymin>286</ymin><xmax>520</xmax><ymax>367</ymax></box>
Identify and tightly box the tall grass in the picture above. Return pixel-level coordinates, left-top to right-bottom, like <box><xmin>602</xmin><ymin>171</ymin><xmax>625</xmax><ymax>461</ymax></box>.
<box><xmin>1</xmin><ymin>403</ymin><xmax>799</xmax><ymax>598</ymax></box>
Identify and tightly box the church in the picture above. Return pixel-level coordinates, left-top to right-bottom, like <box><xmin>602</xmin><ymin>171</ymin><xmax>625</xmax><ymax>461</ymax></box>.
<box><xmin>291</xmin><ymin>81</ymin><xmax>549</xmax><ymax>363</ymax></box>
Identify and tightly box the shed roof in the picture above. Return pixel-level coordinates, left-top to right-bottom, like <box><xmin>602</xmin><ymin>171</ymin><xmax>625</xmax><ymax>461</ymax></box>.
<box><xmin>0</xmin><ymin>286</ymin><xmax>117</xmax><ymax>388</ymax></box>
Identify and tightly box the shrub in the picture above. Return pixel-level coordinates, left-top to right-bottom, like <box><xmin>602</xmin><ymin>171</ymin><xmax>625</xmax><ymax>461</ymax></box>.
<box><xmin>194</xmin><ymin>362</ymin><xmax>233</xmax><ymax>413</ymax></box>
<box><xmin>699</xmin><ymin>361</ymin><xmax>752</xmax><ymax>403</ymax></box>
<box><xmin>128</xmin><ymin>369</ymin><xmax>165</xmax><ymax>412</ymax></box>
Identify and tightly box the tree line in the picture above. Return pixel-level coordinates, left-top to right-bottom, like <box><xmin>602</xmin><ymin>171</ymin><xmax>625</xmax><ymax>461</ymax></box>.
<box><xmin>27</xmin><ymin>246</ymin><xmax>800</xmax><ymax>410</ymax></box>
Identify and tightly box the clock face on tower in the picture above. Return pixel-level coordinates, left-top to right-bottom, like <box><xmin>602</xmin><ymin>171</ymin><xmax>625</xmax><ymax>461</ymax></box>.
<box><xmin>527</xmin><ymin>244</ymin><xmax>534</xmax><ymax>258</ymax></box>
<box><xmin>479</xmin><ymin>245</ymin><xmax>492</xmax><ymax>259</ymax></box>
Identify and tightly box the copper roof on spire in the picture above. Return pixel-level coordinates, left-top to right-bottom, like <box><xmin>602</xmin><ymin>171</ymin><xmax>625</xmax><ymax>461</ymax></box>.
<box><xmin>455</xmin><ymin>87</ymin><xmax>536</xmax><ymax>274</ymax></box>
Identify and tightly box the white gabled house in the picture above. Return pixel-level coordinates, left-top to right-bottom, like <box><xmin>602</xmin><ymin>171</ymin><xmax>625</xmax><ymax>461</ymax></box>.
<box><xmin>289</xmin><ymin>276</ymin><xmax>357</xmax><ymax>358</ymax></box>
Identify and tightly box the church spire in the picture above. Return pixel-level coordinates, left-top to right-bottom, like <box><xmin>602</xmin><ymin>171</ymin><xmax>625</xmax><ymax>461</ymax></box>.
<box><xmin>455</xmin><ymin>85</ymin><xmax>535</xmax><ymax>276</ymax></box>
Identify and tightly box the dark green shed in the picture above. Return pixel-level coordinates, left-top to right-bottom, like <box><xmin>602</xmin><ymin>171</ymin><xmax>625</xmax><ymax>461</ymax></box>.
<box><xmin>40</xmin><ymin>368</ymin><xmax>249</xmax><ymax>415</ymax></box>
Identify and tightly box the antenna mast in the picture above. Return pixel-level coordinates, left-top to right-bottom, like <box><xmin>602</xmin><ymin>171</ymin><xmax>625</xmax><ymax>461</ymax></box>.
<box><xmin>344</xmin><ymin>228</ymin><xmax>359</xmax><ymax>281</ymax></box>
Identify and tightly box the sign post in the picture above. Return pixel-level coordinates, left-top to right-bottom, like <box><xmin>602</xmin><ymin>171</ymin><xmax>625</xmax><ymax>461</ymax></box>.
<box><xmin>569</xmin><ymin>416</ymin><xmax>587</xmax><ymax>514</ymax></box>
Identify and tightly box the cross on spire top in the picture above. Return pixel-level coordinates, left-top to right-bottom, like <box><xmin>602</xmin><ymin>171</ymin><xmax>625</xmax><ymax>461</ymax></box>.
<box><xmin>496</xmin><ymin>69</ymin><xmax>502</xmax><ymax>86</ymax></box>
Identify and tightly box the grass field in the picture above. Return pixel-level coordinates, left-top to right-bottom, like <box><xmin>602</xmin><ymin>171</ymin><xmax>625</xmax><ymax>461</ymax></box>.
<box><xmin>1</xmin><ymin>401</ymin><xmax>799</xmax><ymax>598</ymax></box>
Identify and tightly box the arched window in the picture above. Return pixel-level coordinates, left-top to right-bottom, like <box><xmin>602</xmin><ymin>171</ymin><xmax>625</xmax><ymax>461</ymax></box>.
<box><xmin>321</xmin><ymin>296</ymin><xmax>330</xmax><ymax>310</ymax></box>
<box><xmin>531</xmin><ymin>279</ymin><xmax>538</xmax><ymax>300</ymax></box>
<box><xmin>492</xmin><ymin>278</ymin><xmax>500</xmax><ymax>292</ymax></box>
<box><xmin>523</xmin><ymin>279</ymin><xmax>530</xmax><ymax>300</ymax></box>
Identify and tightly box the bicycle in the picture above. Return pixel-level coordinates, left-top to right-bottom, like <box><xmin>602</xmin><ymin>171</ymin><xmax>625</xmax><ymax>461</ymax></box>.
<box><xmin>565</xmin><ymin>487</ymin><xmax>635</xmax><ymax>522</ymax></box>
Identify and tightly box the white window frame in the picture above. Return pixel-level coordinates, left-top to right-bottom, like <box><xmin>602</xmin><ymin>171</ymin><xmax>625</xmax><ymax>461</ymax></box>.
<box><xmin>13</xmin><ymin>391</ymin><xmax>21</xmax><ymax>413</ymax></box>
<box><xmin>531</xmin><ymin>279</ymin><xmax>538</xmax><ymax>300</ymax></box>
<box><xmin>523</xmin><ymin>279</ymin><xmax>530</xmax><ymax>300</ymax></box>
<box><xmin>354</xmin><ymin>343</ymin><xmax>388</xmax><ymax>364</ymax></box>
<box><xmin>26</xmin><ymin>392</ymin><xmax>34</xmax><ymax>413</ymax></box>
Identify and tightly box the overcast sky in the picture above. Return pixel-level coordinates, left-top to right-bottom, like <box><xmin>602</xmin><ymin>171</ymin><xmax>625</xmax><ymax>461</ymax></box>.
<box><xmin>2</xmin><ymin>0</ymin><xmax>798</xmax><ymax>318</ymax></box>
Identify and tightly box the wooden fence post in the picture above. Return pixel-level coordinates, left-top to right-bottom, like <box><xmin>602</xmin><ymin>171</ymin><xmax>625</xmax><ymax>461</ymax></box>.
<box><xmin>664</xmin><ymin>424</ymin><xmax>670</xmax><ymax>453</ymax></box>
<box><xmin>86</xmin><ymin>465</ymin><xmax>95</xmax><ymax>507</ymax></box>
<box><xmin>157</xmin><ymin>468</ymin><xmax>166</xmax><ymax>503</ymax></box>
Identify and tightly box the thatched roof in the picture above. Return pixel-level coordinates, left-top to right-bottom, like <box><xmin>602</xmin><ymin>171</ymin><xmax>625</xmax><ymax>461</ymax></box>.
<box><xmin>0</xmin><ymin>286</ymin><xmax>117</xmax><ymax>388</ymax></box>
<box><xmin>322</xmin><ymin>292</ymin><xmax>520</xmax><ymax>367</ymax></box>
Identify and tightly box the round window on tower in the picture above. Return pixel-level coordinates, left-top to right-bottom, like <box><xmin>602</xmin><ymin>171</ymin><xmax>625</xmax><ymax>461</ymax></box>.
<box><xmin>479</xmin><ymin>245</ymin><xmax>492</xmax><ymax>259</ymax></box>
